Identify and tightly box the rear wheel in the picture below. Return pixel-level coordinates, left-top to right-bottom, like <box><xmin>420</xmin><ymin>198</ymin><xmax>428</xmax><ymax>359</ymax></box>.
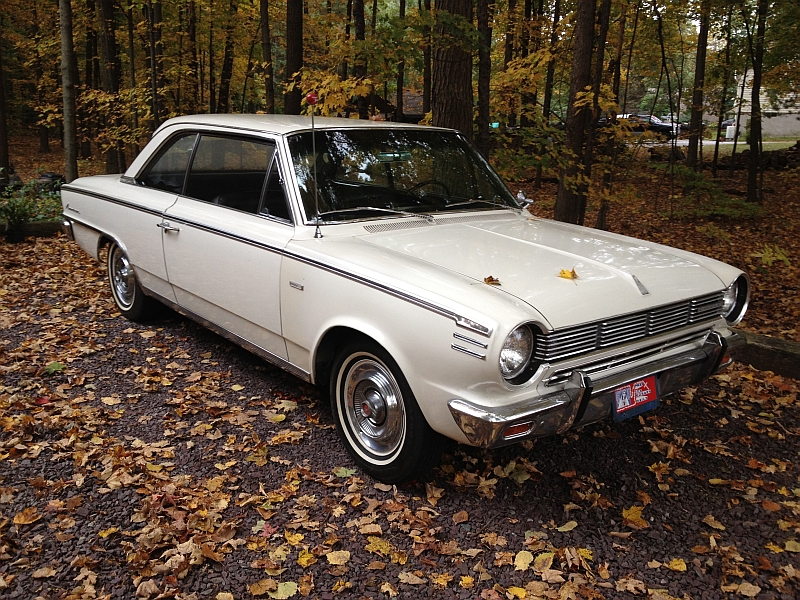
<box><xmin>107</xmin><ymin>242</ymin><xmax>156</xmax><ymax>322</ymax></box>
<box><xmin>330</xmin><ymin>339</ymin><xmax>443</xmax><ymax>483</ymax></box>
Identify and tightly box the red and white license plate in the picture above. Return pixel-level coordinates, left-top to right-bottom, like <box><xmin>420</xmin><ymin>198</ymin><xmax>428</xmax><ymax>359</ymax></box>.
<box><xmin>613</xmin><ymin>375</ymin><xmax>659</xmax><ymax>421</ymax></box>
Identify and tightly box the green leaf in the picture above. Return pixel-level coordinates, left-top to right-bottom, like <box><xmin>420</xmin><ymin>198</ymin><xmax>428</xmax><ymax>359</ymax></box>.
<box><xmin>44</xmin><ymin>361</ymin><xmax>65</xmax><ymax>375</ymax></box>
<box><xmin>333</xmin><ymin>466</ymin><xmax>356</xmax><ymax>478</ymax></box>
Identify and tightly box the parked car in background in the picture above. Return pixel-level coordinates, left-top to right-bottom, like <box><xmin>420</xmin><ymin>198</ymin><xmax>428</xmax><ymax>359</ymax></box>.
<box><xmin>61</xmin><ymin>115</ymin><xmax>749</xmax><ymax>482</ymax></box>
<box><xmin>618</xmin><ymin>114</ymin><xmax>679</xmax><ymax>139</ymax></box>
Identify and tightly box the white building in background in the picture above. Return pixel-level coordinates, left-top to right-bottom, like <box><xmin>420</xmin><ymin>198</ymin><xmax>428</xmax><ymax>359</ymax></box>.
<box><xmin>730</xmin><ymin>70</ymin><xmax>800</xmax><ymax>138</ymax></box>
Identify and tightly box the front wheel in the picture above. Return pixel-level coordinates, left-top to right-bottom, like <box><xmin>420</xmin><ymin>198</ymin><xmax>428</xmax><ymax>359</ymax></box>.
<box><xmin>330</xmin><ymin>340</ymin><xmax>443</xmax><ymax>483</ymax></box>
<box><xmin>107</xmin><ymin>242</ymin><xmax>156</xmax><ymax>322</ymax></box>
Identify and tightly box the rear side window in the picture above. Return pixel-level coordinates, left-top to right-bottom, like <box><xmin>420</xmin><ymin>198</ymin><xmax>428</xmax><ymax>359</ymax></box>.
<box><xmin>139</xmin><ymin>133</ymin><xmax>197</xmax><ymax>192</ymax></box>
<box><xmin>184</xmin><ymin>135</ymin><xmax>273</xmax><ymax>214</ymax></box>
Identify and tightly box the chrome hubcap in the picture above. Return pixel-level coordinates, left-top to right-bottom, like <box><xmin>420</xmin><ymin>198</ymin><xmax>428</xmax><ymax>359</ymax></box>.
<box><xmin>343</xmin><ymin>358</ymin><xmax>405</xmax><ymax>457</ymax></box>
<box><xmin>111</xmin><ymin>247</ymin><xmax>135</xmax><ymax>308</ymax></box>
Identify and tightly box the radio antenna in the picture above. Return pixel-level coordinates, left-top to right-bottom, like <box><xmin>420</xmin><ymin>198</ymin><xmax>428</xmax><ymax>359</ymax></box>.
<box><xmin>306</xmin><ymin>92</ymin><xmax>322</xmax><ymax>239</ymax></box>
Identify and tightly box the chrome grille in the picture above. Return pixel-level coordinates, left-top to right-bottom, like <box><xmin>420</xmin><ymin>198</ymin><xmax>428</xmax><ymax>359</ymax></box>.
<box><xmin>535</xmin><ymin>292</ymin><xmax>724</xmax><ymax>363</ymax></box>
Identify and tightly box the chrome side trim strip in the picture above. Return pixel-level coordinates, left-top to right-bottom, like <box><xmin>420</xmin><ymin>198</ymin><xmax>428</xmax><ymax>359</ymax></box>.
<box><xmin>60</xmin><ymin>185</ymin><xmax>165</xmax><ymax>218</ymax></box>
<box><xmin>142</xmin><ymin>289</ymin><xmax>312</xmax><ymax>383</ymax></box>
<box><xmin>453</xmin><ymin>332</ymin><xmax>489</xmax><ymax>349</ymax></box>
<box><xmin>63</xmin><ymin>187</ymin><xmax>494</xmax><ymax>338</ymax></box>
<box><xmin>451</xmin><ymin>344</ymin><xmax>486</xmax><ymax>360</ymax></box>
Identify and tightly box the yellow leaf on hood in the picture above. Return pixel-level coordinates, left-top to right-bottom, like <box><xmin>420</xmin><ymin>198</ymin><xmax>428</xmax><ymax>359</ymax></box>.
<box><xmin>558</xmin><ymin>268</ymin><xmax>578</xmax><ymax>280</ymax></box>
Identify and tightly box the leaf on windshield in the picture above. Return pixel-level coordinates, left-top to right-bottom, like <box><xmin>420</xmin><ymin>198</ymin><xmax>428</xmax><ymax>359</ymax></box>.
<box><xmin>484</xmin><ymin>275</ymin><xmax>501</xmax><ymax>285</ymax></box>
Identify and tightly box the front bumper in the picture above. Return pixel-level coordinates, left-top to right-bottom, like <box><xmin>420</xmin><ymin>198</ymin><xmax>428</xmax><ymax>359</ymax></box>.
<box><xmin>448</xmin><ymin>328</ymin><xmax>744</xmax><ymax>448</ymax></box>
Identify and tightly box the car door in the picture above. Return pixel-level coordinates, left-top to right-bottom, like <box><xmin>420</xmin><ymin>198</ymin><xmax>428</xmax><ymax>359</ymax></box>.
<box><xmin>115</xmin><ymin>132</ymin><xmax>198</xmax><ymax>303</ymax></box>
<box><xmin>162</xmin><ymin>133</ymin><xmax>294</xmax><ymax>360</ymax></box>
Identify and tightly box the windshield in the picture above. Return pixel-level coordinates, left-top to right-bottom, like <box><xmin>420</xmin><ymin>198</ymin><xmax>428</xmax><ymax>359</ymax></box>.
<box><xmin>287</xmin><ymin>128</ymin><xmax>519</xmax><ymax>222</ymax></box>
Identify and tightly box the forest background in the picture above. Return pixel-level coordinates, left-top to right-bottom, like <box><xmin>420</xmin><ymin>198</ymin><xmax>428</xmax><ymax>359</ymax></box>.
<box><xmin>0</xmin><ymin>0</ymin><xmax>797</xmax><ymax>213</ymax></box>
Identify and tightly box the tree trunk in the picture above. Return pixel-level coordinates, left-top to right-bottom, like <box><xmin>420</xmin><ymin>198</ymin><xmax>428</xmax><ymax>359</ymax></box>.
<box><xmin>30</xmin><ymin>3</ymin><xmax>50</xmax><ymax>153</ymax></box>
<box><xmin>338</xmin><ymin>0</ymin><xmax>351</xmax><ymax>80</ymax></box>
<box><xmin>554</xmin><ymin>0</ymin><xmax>595</xmax><ymax>225</ymax></box>
<box><xmin>535</xmin><ymin>0</ymin><xmax>560</xmax><ymax>189</ymax></box>
<box><xmin>99</xmin><ymin>0</ymin><xmax>125</xmax><ymax>173</ymax></box>
<box><xmin>595</xmin><ymin>1</ymin><xmax>626</xmax><ymax>230</ymax></box>
<box><xmin>82</xmin><ymin>0</ymin><xmax>99</xmax><ymax>159</ymax></box>
<box><xmin>209</xmin><ymin>3</ymin><xmax>216</xmax><ymax>113</ymax></box>
<box><xmin>422</xmin><ymin>0</ymin><xmax>431</xmax><ymax>114</ymax></box>
<box><xmin>59</xmin><ymin>0</ymin><xmax>79</xmax><ymax>182</ymax></box>
<box><xmin>431</xmin><ymin>0</ymin><xmax>473</xmax><ymax>139</ymax></box>
<box><xmin>395</xmin><ymin>0</ymin><xmax>405</xmax><ymax>122</ymax></box>
<box><xmin>583</xmin><ymin>0</ymin><xmax>610</xmax><ymax>175</ymax></box>
<box><xmin>187</xmin><ymin>1</ymin><xmax>199</xmax><ymax>113</ymax></box>
<box><xmin>503</xmin><ymin>0</ymin><xmax>516</xmax><ymax>125</ymax></box>
<box><xmin>712</xmin><ymin>7</ymin><xmax>732</xmax><ymax>177</ymax></box>
<box><xmin>476</xmin><ymin>0</ymin><xmax>492</xmax><ymax>156</ymax></box>
<box><xmin>352</xmin><ymin>0</ymin><xmax>368</xmax><ymax>119</ymax></box>
<box><xmin>686</xmin><ymin>0</ymin><xmax>710</xmax><ymax>170</ymax></box>
<box><xmin>0</xmin><ymin>27</ymin><xmax>9</xmax><ymax>181</ymax></box>
<box><xmin>216</xmin><ymin>0</ymin><xmax>237</xmax><ymax>114</ymax></box>
<box><xmin>260</xmin><ymin>0</ymin><xmax>275</xmax><ymax>113</ymax></box>
<box><xmin>284</xmin><ymin>0</ymin><xmax>303</xmax><ymax>114</ymax></box>
<box><xmin>747</xmin><ymin>0</ymin><xmax>767</xmax><ymax>203</ymax></box>
<box><xmin>126</xmin><ymin>5</ymin><xmax>139</xmax><ymax>154</ymax></box>
<box><xmin>146</xmin><ymin>1</ymin><xmax>162</xmax><ymax>127</ymax></box>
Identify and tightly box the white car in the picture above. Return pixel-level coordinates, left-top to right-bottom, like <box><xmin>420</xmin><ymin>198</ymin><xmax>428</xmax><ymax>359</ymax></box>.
<box><xmin>61</xmin><ymin>115</ymin><xmax>749</xmax><ymax>482</ymax></box>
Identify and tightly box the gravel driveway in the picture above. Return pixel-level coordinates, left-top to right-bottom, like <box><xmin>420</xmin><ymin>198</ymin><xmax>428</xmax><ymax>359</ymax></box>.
<box><xmin>2</xmin><ymin>236</ymin><xmax>799</xmax><ymax>600</ymax></box>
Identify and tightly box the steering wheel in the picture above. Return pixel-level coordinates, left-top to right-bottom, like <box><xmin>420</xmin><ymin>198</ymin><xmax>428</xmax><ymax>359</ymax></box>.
<box><xmin>408</xmin><ymin>179</ymin><xmax>452</xmax><ymax>200</ymax></box>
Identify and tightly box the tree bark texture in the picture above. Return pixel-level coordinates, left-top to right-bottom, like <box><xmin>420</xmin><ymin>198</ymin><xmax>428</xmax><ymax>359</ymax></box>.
<box><xmin>216</xmin><ymin>0</ymin><xmax>237</xmax><ymax>114</ymax></box>
<box><xmin>431</xmin><ymin>0</ymin><xmax>473</xmax><ymax>140</ymax></box>
<box><xmin>260</xmin><ymin>0</ymin><xmax>275</xmax><ymax>113</ymax></box>
<box><xmin>353</xmin><ymin>0</ymin><xmax>368</xmax><ymax>119</ymax></box>
<box><xmin>686</xmin><ymin>0</ymin><xmax>710</xmax><ymax>169</ymax></box>
<box><xmin>284</xmin><ymin>0</ymin><xmax>303</xmax><ymax>115</ymax></box>
<box><xmin>99</xmin><ymin>0</ymin><xmax>125</xmax><ymax>173</ymax></box>
<box><xmin>0</xmin><ymin>27</ymin><xmax>9</xmax><ymax>178</ymax></box>
<box><xmin>712</xmin><ymin>7</ymin><xmax>732</xmax><ymax>177</ymax></box>
<box><xmin>503</xmin><ymin>0</ymin><xmax>516</xmax><ymax>125</ymax></box>
<box><xmin>146</xmin><ymin>1</ymin><xmax>162</xmax><ymax>127</ymax></box>
<box><xmin>476</xmin><ymin>0</ymin><xmax>492</xmax><ymax>157</ymax></box>
<box><xmin>422</xmin><ymin>0</ymin><xmax>431</xmax><ymax>114</ymax></box>
<box><xmin>59</xmin><ymin>0</ymin><xmax>79</xmax><ymax>182</ymax></box>
<box><xmin>535</xmin><ymin>0</ymin><xmax>560</xmax><ymax>189</ymax></box>
<box><xmin>554</xmin><ymin>0</ymin><xmax>596</xmax><ymax>224</ymax></box>
<box><xmin>747</xmin><ymin>0</ymin><xmax>768</xmax><ymax>203</ymax></box>
<box><xmin>395</xmin><ymin>0</ymin><xmax>405</xmax><ymax>122</ymax></box>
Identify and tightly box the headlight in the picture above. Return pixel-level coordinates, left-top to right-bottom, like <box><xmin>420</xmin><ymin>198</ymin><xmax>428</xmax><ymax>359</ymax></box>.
<box><xmin>500</xmin><ymin>326</ymin><xmax>534</xmax><ymax>379</ymax></box>
<box><xmin>721</xmin><ymin>275</ymin><xmax>750</xmax><ymax>325</ymax></box>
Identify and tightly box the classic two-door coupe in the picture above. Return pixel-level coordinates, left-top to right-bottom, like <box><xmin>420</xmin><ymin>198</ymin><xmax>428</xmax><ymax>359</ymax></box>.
<box><xmin>61</xmin><ymin>115</ymin><xmax>749</xmax><ymax>483</ymax></box>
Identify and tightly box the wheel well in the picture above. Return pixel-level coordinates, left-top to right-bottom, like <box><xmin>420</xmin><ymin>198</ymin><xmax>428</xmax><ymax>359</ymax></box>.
<box><xmin>97</xmin><ymin>236</ymin><xmax>113</xmax><ymax>259</ymax></box>
<box><xmin>314</xmin><ymin>327</ymin><xmax>376</xmax><ymax>388</ymax></box>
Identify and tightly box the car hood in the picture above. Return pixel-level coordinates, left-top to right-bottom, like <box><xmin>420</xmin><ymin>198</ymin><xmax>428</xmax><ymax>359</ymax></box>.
<box><xmin>356</xmin><ymin>214</ymin><xmax>726</xmax><ymax>329</ymax></box>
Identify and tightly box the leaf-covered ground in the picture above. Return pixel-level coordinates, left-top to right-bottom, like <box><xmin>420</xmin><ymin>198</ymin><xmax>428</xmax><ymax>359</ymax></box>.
<box><xmin>2</xmin><ymin>234</ymin><xmax>799</xmax><ymax>599</ymax></box>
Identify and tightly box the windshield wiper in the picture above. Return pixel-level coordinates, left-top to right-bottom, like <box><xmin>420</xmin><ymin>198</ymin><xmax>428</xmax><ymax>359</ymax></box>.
<box><xmin>443</xmin><ymin>198</ymin><xmax>516</xmax><ymax>211</ymax></box>
<box><xmin>316</xmin><ymin>206</ymin><xmax>428</xmax><ymax>222</ymax></box>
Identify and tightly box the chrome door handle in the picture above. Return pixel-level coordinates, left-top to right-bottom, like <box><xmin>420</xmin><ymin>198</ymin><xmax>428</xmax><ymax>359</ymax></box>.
<box><xmin>157</xmin><ymin>222</ymin><xmax>180</xmax><ymax>232</ymax></box>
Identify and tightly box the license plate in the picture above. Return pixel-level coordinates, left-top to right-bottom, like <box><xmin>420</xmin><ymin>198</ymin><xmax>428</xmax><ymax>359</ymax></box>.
<box><xmin>613</xmin><ymin>375</ymin><xmax>659</xmax><ymax>422</ymax></box>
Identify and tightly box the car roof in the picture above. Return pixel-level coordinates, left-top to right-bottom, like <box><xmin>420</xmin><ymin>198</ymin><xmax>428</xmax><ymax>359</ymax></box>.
<box><xmin>156</xmin><ymin>114</ymin><xmax>445</xmax><ymax>137</ymax></box>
